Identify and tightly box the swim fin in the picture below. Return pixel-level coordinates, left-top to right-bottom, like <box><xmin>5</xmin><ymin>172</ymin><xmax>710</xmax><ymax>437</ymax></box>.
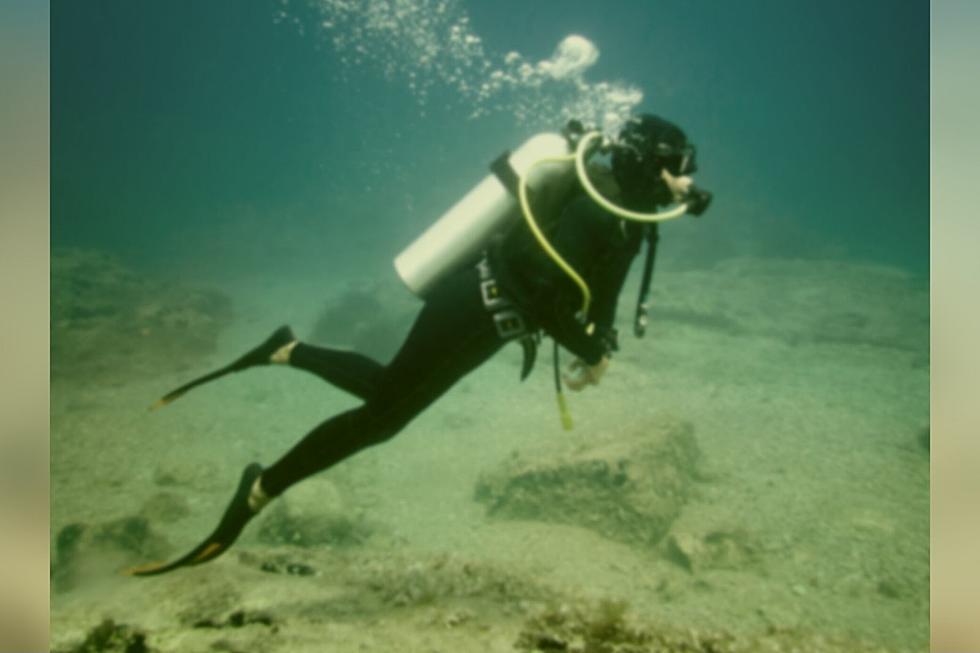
<box><xmin>519</xmin><ymin>334</ymin><xmax>538</xmax><ymax>381</ymax></box>
<box><xmin>151</xmin><ymin>326</ymin><xmax>295</xmax><ymax>409</ymax></box>
<box><xmin>126</xmin><ymin>463</ymin><xmax>263</xmax><ymax>577</ymax></box>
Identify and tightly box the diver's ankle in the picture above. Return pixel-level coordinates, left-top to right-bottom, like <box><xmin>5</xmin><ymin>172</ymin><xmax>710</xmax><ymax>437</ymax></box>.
<box><xmin>270</xmin><ymin>340</ymin><xmax>298</xmax><ymax>365</ymax></box>
<box><xmin>247</xmin><ymin>476</ymin><xmax>271</xmax><ymax>512</ymax></box>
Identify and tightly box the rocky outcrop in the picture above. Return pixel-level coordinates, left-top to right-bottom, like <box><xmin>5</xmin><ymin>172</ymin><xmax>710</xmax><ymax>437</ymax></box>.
<box><xmin>475</xmin><ymin>415</ymin><xmax>702</xmax><ymax>548</ymax></box>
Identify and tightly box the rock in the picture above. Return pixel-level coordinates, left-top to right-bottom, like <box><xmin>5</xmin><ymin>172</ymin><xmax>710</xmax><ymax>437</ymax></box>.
<box><xmin>171</xmin><ymin>574</ymin><xmax>244</xmax><ymax>628</ymax></box>
<box><xmin>515</xmin><ymin>600</ymin><xmax>650</xmax><ymax>653</ymax></box>
<box><xmin>192</xmin><ymin>609</ymin><xmax>278</xmax><ymax>630</ymax></box>
<box><xmin>664</xmin><ymin>532</ymin><xmax>701</xmax><ymax>573</ymax></box>
<box><xmin>52</xmin><ymin>618</ymin><xmax>152</xmax><ymax>653</ymax></box>
<box><xmin>256</xmin><ymin>476</ymin><xmax>373</xmax><ymax>548</ymax></box>
<box><xmin>355</xmin><ymin>553</ymin><xmax>548</xmax><ymax>609</ymax></box>
<box><xmin>475</xmin><ymin>415</ymin><xmax>702</xmax><ymax>548</ymax></box>
<box><xmin>515</xmin><ymin>599</ymin><xmax>896</xmax><ymax>653</ymax></box>
<box><xmin>261</xmin><ymin>560</ymin><xmax>316</xmax><ymax>576</ymax></box>
<box><xmin>663</xmin><ymin>527</ymin><xmax>761</xmax><ymax>574</ymax></box>
<box><xmin>51</xmin><ymin>517</ymin><xmax>171</xmax><ymax>592</ymax></box>
<box><xmin>237</xmin><ymin>550</ymin><xmax>318</xmax><ymax>577</ymax></box>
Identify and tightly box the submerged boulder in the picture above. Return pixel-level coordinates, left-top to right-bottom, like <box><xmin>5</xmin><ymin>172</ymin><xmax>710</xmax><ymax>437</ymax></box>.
<box><xmin>475</xmin><ymin>415</ymin><xmax>702</xmax><ymax>548</ymax></box>
<box><xmin>663</xmin><ymin>526</ymin><xmax>761</xmax><ymax>574</ymax></box>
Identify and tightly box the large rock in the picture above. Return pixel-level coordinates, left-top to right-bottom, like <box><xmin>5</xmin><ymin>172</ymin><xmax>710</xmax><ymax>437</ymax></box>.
<box><xmin>663</xmin><ymin>527</ymin><xmax>761</xmax><ymax>574</ymax></box>
<box><xmin>475</xmin><ymin>415</ymin><xmax>702</xmax><ymax>548</ymax></box>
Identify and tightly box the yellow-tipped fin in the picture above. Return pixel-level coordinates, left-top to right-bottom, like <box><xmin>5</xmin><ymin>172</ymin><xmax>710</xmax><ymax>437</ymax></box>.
<box><xmin>192</xmin><ymin>542</ymin><xmax>224</xmax><ymax>563</ymax></box>
<box><xmin>123</xmin><ymin>561</ymin><xmax>169</xmax><ymax>576</ymax></box>
<box><xmin>150</xmin><ymin>397</ymin><xmax>173</xmax><ymax>411</ymax></box>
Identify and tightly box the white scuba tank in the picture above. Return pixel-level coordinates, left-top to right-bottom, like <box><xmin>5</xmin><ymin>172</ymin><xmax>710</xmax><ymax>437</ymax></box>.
<box><xmin>394</xmin><ymin>132</ymin><xmax>574</xmax><ymax>297</ymax></box>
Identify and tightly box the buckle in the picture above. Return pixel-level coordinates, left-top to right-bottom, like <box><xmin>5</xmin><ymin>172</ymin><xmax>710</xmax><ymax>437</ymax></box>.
<box><xmin>481</xmin><ymin>279</ymin><xmax>510</xmax><ymax>310</ymax></box>
<box><xmin>493</xmin><ymin>310</ymin><xmax>526</xmax><ymax>340</ymax></box>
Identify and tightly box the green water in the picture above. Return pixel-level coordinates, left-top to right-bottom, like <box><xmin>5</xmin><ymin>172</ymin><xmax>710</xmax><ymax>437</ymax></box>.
<box><xmin>51</xmin><ymin>2</ymin><xmax>929</xmax><ymax>651</ymax></box>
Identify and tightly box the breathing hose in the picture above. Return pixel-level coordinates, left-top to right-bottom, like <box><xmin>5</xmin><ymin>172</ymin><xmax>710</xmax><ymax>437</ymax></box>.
<box><xmin>516</xmin><ymin>130</ymin><xmax>692</xmax><ymax>318</ymax></box>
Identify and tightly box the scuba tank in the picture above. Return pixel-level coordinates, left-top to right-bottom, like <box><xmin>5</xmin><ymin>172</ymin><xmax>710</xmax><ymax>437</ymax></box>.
<box><xmin>394</xmin><ymin>133</ymin><xmax>575</xmax><ymax>297</ymax></box>
<box><xmin>394</xmin><ymin>123</ymin><xmax>709</xmax><ymax>303</ymax></box>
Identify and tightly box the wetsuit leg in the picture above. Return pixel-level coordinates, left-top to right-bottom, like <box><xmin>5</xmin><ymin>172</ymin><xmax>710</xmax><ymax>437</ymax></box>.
<box><xmin>260</xmin><ymin>267</ymin><xmax>504</xmax><ymax>497</ymax></box>
<box><xmin>288</xmin><ymin>344</ymin><xmax>384</xmax><ymax>401</ymax></box>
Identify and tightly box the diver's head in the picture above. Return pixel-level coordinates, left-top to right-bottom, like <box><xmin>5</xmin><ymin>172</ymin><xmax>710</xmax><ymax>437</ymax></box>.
<box><xmin>611</xmin><ymin>114</ymin><xmax>697</xmax><ymax>211</ymax></box>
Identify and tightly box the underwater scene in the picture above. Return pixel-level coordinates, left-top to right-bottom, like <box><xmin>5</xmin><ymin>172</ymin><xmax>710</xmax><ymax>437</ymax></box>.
<box><xmin>51</xmin><ymin>1</ymin><xmax>929</xmax><ymax>652</ymax></box>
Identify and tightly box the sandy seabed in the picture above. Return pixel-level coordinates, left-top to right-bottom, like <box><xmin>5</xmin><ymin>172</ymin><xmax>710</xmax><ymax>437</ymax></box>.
<box><xmin>50</xmin><ymin>255</ymin><xmax>929</xmax><ymax>653</ymax></box>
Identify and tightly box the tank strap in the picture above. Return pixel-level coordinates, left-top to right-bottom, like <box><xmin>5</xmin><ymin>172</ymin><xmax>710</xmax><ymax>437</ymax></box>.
<box><xmin>490</xmin><ymin>151</ymin><xmax>520</xmax><ymax>197</ymax></box>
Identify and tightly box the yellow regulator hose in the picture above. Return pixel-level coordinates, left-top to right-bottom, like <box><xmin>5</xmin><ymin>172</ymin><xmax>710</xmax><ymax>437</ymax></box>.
<box><xmin>575</xmin><ymin>131</ymin><xmax>691</xmax><ymax>223</ymax></box>
<box><xmin>516</xmin><ymin>130</ymin><xmax>695</xmax><ymax>320</ymax></box>
<box><xmin>517</xmin><ymin>153</ymin><xmax>594</xmax><ymax>320</ymax></box>
<box><xmin>517</xmin><ymin>130</ymin><xmax>696</xmax><ymax>431</ymax></box>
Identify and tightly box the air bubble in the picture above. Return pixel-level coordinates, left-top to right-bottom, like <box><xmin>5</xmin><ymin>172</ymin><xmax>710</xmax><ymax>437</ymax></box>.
<box><xmin>297</xmin><ymin>0</ymin><xmax>642</xmax><ymax>134</ymax></box>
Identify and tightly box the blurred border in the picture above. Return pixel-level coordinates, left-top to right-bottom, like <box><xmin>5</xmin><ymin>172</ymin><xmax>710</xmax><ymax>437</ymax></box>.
<box><xmin>0</xmin><ymin>1</ymin><xmax>50</xmax><ymax>651</ymax></box>
<box><xmin>931</xmin><ymin>1</ymin><xmax>980</xmax><ymax>651</ymax></box>
<box><xmin>0</xmin><ymin>2</ymin><xmax>975</xmax><ymax>651</ymax></box>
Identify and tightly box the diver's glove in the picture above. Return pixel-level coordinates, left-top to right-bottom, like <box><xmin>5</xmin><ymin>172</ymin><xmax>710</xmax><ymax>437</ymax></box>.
<box><xmin>598</xmin><ymin>327</ymin><xmax>619</xmax><ymax>354</ymax></box>
<box><xmin>126</xmin><ymin>463</ymin><xmax>265</xmax><ymax>577</ymax></box>
<box><xmin>563</xmin><ymin>356</ymin><xmax>610</xmax><ymax>392</ymax></box>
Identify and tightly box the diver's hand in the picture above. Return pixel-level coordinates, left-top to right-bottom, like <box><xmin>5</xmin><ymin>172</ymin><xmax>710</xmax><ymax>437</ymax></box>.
<box><xmin>563</xmin><ymin>356</ymin><xmax>609</xmax><ymax>392</ymax></box>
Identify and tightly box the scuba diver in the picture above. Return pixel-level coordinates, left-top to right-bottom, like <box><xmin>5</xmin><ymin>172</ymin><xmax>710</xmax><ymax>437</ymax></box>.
<box><xmin>128</xmin><ymin>114</ymin><xmax>712</xmax><ymax>576</ymax></box>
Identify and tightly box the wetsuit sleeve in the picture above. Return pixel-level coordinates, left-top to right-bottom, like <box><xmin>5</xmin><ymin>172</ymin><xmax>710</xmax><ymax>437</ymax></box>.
<box><xmin>589</xmin><ymin>224</ymin><xmax>657</xmax><ymax>344</ymax></box>
<box><xmin>587</xmin><ymin>238</ymin><xmax>635</xmax><ymax>337</ymax></box>
<box><xmin>545</xmin><ymin>291</ymin><xmax>608</xmax><ymax>365</ymax></box>
<box><xmin>544</xmin><ymin>198</ymin><xmax>638</xmax><ymax>365</ymax></box>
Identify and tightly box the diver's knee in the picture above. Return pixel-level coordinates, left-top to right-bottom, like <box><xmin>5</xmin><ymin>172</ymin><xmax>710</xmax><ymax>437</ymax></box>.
<box><xmin>364</xmin><ymin>411</ymin><xmax>409</xmax><ymax>445</ymax></box>
<box><xmin>370</xmin><ymin>420</ymin><xmax>402</xmax><ymax>444</ymax></box>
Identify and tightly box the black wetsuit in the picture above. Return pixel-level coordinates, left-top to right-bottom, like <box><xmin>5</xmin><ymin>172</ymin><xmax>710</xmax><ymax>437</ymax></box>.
<box><xmin>261</xmin><ymin>188</ymin><xmax>649</xmax><ymax>497</ymax></box>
